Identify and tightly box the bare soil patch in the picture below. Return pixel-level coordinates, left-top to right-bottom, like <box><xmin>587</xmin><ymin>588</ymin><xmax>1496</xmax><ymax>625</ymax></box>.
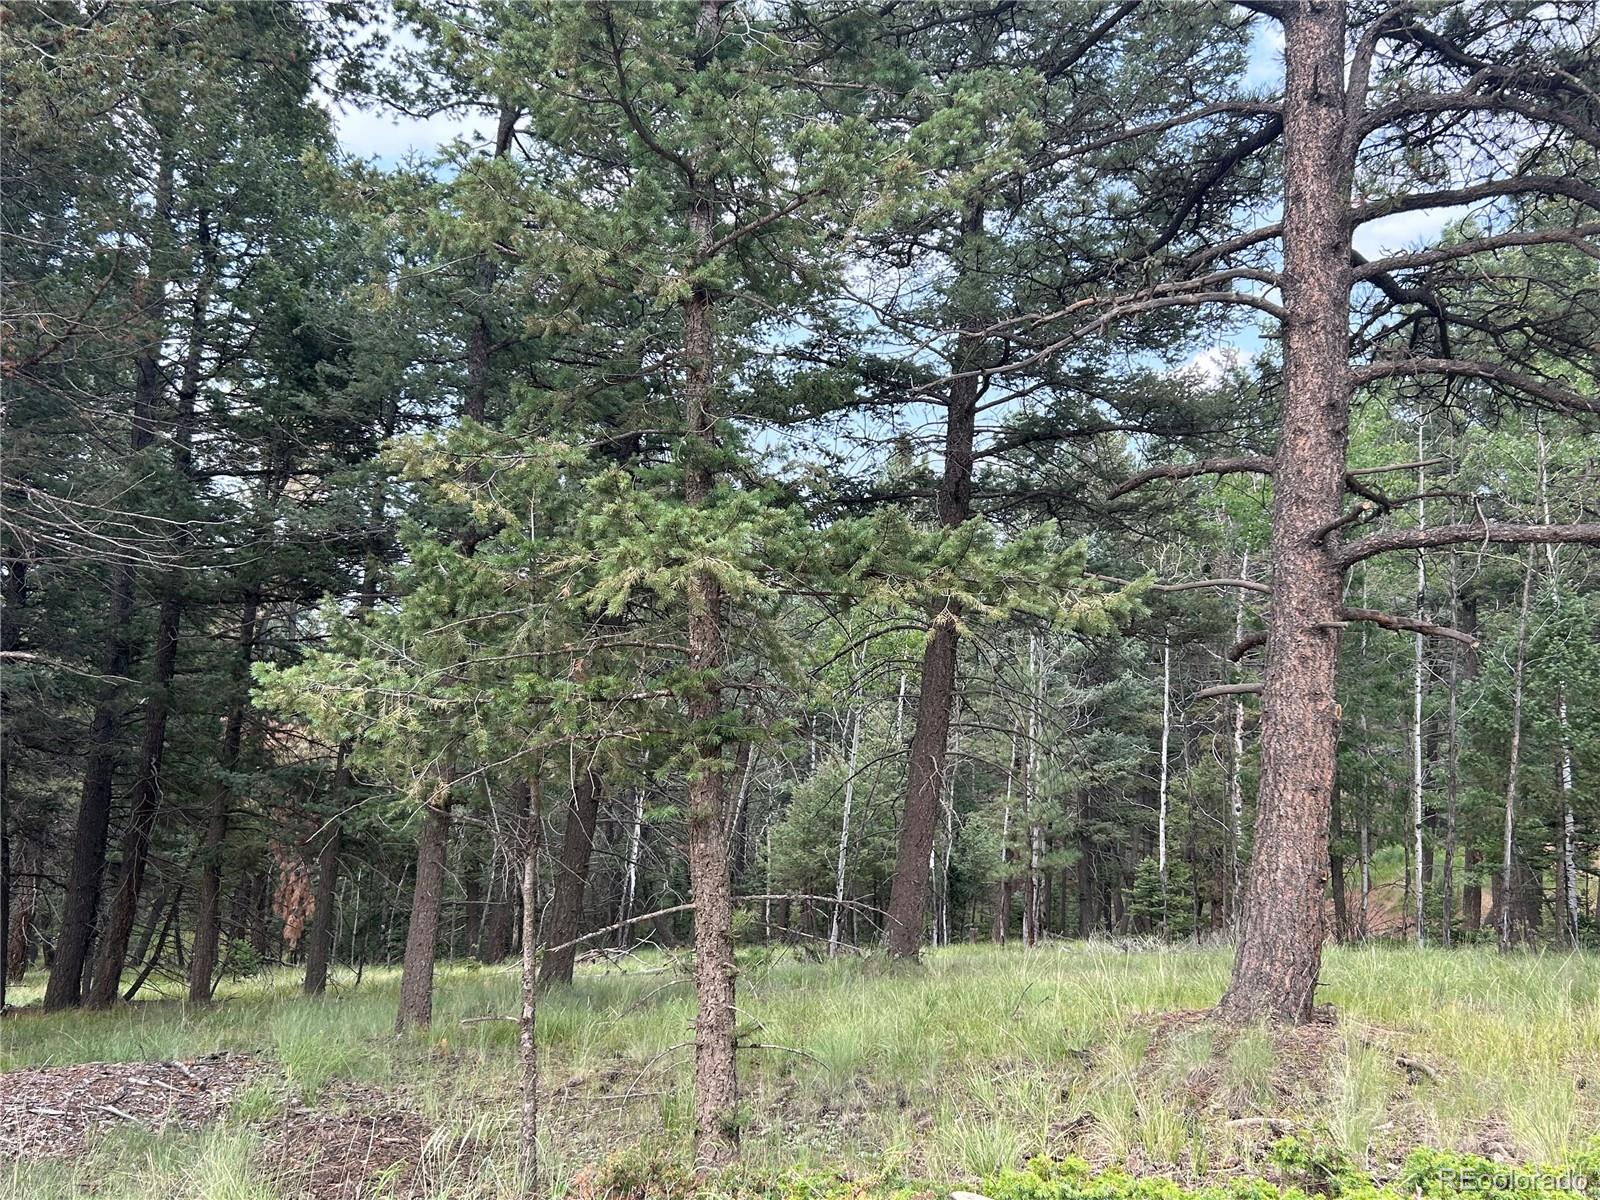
<box><xmin>0</xmin><ymin>1051</ymin><xmax>265</xmax><ymax>1160</ymax></box>
<box><xmin>258</xmin><ymin>1087</ymin><xmax>440</xmax><ymax>1200</ymax></box>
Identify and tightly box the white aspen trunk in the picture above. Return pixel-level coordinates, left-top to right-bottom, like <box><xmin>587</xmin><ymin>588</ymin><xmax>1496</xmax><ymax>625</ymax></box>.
<box><xmin>828</xmin><ymin>709</ymin><xmax>862</xmax><ymax>956</ymax></box>
<box><xmin>894</xmin><ymin>671</ymin><xmax>906</xmax><ymax>741</ymax></box>
<box><xmin>1501</xmin><ymin>556</ymin><xmax>1534</xmax><ymax>952</ymax></box>
<box><xmin>1537</xmin><ymin>428</ymin><xmax>1581</xmax><ymax>949</ymax></box>
<box><xmin>1157</xmin><ymin>642</ymin><xmax>1172</xmax><ymax>934</ymax></box>
<box><xmin>618</xmin><ymin>786</ymin><xmax>645</xmax><ymax>950</ymax></box>
<box><xmin>941</xmin><ymin>720</ymin><xmax>958</xmax><ymax>946</ymax></box>
<box><xmin>1412</xmin><ymin>441</ymin><xmax>1426</xmax><ymax>948</ymax></box>
<box><xmin>1227</xmin><ymin>551</ymin><xmax>1249</xmax><ymax>929</ymax></box>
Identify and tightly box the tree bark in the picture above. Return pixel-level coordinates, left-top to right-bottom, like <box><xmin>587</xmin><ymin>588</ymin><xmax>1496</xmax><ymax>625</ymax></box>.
<box><xmin>86</xmin><ymin>591</ymin><xmax>181</xmax><ymax>1009</ymax></box>
<box><xmin>884</xmin><ymin>198</ymin><xmax>983</xmax><ymax>960</ymax></box>
<box><xmin>539</xmin><ymin>762</ymin><xmax>603</xmax><ymax>988</ymax></box>
<box><xmin>0</xmin><ymin>557</ymin><xmax>27</xmax><ymax>1008</ymax></box>
<box><xmin>1220</xmin><ymin>0</ymin><xmax>1352</xmax><ymax>1023</ymax></box>
<box><xmin>519</xmin><ymin>766</ymin><xmax>542</xmax><ymax>1197</ymax></box>
<box><xmin>395</xmin><ymin>797</ymin><xmax>450</xmax><ymax>1031</ymax></box>
<box><xmin>189</xmin><ymin>593</ymin><xmax>260</xmax><ymax>1002</ymax></box>
<box><xmin>828</xmin><ymin>709</ymin><xmax>862</xmax><ymax>956</ymax></box>
<box><xmin>303</xmin><ymin>820</ymin><xmax>342</xmax><ymax>995</ymax></box>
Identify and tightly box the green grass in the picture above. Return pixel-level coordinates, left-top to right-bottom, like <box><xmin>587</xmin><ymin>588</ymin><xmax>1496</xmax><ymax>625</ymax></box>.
<box><xmin>1</xmin><ymin>943</ymin><xmax>1596</xmax><ymax>1199</ymax></box>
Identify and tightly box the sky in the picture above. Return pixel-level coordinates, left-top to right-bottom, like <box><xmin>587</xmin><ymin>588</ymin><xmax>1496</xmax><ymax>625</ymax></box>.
<box><xmin>325</xmin><ymin>10</ymin><xmax>1454</xmax><ymax>390</ymax></box>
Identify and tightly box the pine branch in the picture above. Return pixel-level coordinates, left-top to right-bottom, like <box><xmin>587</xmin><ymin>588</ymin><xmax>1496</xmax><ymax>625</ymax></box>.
<box><xmin>1337</xmin><ymin>606</ymin><xmax>1478</xmax><ymax>648</ymax></box>
<box><xmin>1337</xmin><ymin>521</ymin><xmax>1600</xmax><ymax>566</ymax></box>
<box><xmin>1351</xmin><ymin>358</ymin><xmax>1600</xmax><ymax>416</ymax></box>
<box><xmin>1106</xmin><ymin>456</ymin><xmax>1274</xmax><ymax>501</ymax></box>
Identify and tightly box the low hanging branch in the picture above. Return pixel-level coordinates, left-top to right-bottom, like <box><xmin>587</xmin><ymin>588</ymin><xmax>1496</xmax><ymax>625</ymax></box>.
<box><xmin>1337</xmin><ymin>521</ymin><xmax>1600</xmax><ymax>566</ymax></box>
<box><xmin>1338</xmin><ymin>606</ymin><xmax>1478</xmax><ymax>648</ymax></box>
<box><xmin>1105</xmin><ymin>455</ymin><xmax>1274</xmax><ymax>501</ymax></box>
<box><xmin>1193</xmin><ymin>681</ymin><xmax>1263</xmax><ymax>701</ymax></box>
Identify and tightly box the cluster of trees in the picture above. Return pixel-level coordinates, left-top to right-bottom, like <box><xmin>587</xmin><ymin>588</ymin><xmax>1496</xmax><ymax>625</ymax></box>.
<box><xmin>4</xmin><ymin>0</ymin><xmax>1598</xmax><ymax>1173</ymax></box>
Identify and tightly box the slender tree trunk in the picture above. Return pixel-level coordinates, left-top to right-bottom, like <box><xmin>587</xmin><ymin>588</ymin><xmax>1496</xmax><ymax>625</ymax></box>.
<box><xmin>992</xmin><ymin>722</ymin><xmax>1019</xmax><ymax>944</ymax></box>
<box><xmin>396</xmin><ymin>796</ymin><xmax>451</xmax><ymax>1032</ymax></box>
<box><xmin>1500</xmin><ymin>555</ymin><xmax>1534</xmax><ymax>953</ymax></box>
<box><xmin>828</xmin><ymin>709</ymin><xmax>862</xmax><ymax>955</ymax></box>
<box><xmin>0</xmin><ymin>557</ymin><xmax>27</xmax><ymax>1008</ymax></box>
<box><xmin>86</xmin><ymin>592</ymin><xmax>181</xmax><ymax>1009</ymax></box>
<box><xmin>1411</xmin><ymin>443</ymin><xmax>1427</xmax><ymax>947</ymax></box>
<box><xmin>189</xmin><ymin>594</ymin><xmax>260</xmax><ymax>1001</ymax></box>
<box><xmin>1330</xmin><ymin>780</ymin><xmax>1348</xmax><ymax>943</ymax></box>
<box><xmin>539</xmin><ymin>761</ymin><xmax>602</xmax><ymax>988</ymax></box>
<box><xmin>1442</xmin><ymin>552</ymin><xmax>1461</xmax><ymax>947</ymax></box>
<box><xmin>885</xmin><ymin>199</ymin><xmax>983</xmax><ymax>960</ymax></box>
<box><xmin>1227</xmin><ymin>551</ymin><xmax>1250</xmax><ymax>928</ymax></box>
<box><xmin>619</xmin><ymin>787</ymin><xmax>645</xmax><ymax>950</ymax></box>
<box><xmin>1220</xmin><ymin>0</ymin><xmax>1352</xmax><ymax>1023</ymax></box>
<box><xmin>519</xmin><ymin>766</ymin><xmax>542</xmax><ymax>1198</ymax></box>
<box><xmin>1157</xmin><ymin>643</ymin><xmax>1172</xmax><ymax>933</ymax></box>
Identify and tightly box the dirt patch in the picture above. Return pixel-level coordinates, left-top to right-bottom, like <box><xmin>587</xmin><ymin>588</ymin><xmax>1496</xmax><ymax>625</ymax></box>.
<box><xmin>258</xmin><ymin>1086</ymin><xmax>473</xmax><ymax>1200</ymax></box>
<box><xmin>1124</xmin><ymin>1005</ymin><xmax>1345</xmax><ymax>1157</ymax></box>
<box><xmin>0</xmin><ymin>1051</ymin><xmax>265</xmax><ymax>1160</ymax></box>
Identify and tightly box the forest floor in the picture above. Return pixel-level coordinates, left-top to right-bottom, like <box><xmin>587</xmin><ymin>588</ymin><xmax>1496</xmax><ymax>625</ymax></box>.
<box><xmin>1</xmin><ymin>942</ymin><xmax>1596</xmax><ymax>1200</ymax></box>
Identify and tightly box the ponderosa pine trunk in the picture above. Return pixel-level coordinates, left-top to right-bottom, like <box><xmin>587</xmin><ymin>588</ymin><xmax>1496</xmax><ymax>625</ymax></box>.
<box><xmin>395</xmin><ymin>798</ymin><xmax>450</xmax><ymax>1031</ymax></box>
<box><xmin>884</xmin><ymin>199</ymin><xmax>983</xmax><ymax>960</ymax></box>
<box><xmin>1219</xmin><ymin>0</ymin><xmax>1352</xmax><ymax>1024</ymax></box>
<box><xmin>683</xmin><ymin>171</ymin><xmax>739</xmax><ymax>1166</ymax></box>
<box><xmin>538</xmin><ymin>763</ymin><xmax>602</xmax><ymax>988</ymax></box>
<box><xmin>302</xmin><ymin>818</ymin><xmax>342</xmax><ymax>995</ymax></box>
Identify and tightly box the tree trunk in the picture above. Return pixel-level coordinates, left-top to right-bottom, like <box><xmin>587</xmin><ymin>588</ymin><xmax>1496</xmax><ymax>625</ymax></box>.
<box><xmin>828</xmin><ymin>709</ymin><xmax>862</xmax><ymax>955</ymax></box>
<box><xmin>1226</xmin><ymin>551</ymin><xmax>1250</xmax><ymax>927</ymax></box>
<box><xmin>86</xmin><ymin>592</ymin><xmax>182</xmax><ymax>1009</ymax></box>
<box><xmin>1220</xmin><ymin>0</ymin><xmax>1352</xmax><ymax>1024</ymax></box>
<box><xmin>190</xmin><ymin>594</ymin><xmax>259</xmax><ymax>1002</ymax></box>
<box><xmin>1157</xmin><ymin>643</ymin><xmax>1172</xmax><ymax>932</ymax></box>
<box><xmin>45</xmin><ymin>152</ymin><xmax>175</xmax><ymax>1010</ymax></box>
<box><xmin>519</xmin><ymin>766</ymin><xmax>542</xmax><ymax>1197</ymax></box>
<box><xmin>0</xmin><ymin>557</ymin><xmax>27</xmax><ymax>1008</ymax></box>
<box><xmin>680</xmin><ymin>42</ymin><xmax>739</xmax><ymax>1155</ymax></box>
<box><xmin>396</xmin><ymin>797</ymin><xmax>450</xmax><ymax>1031</ymax></box>
<box><xmin>303</xmin><ymin>821</ymin><xmax>342</xmax><ymax>995</ymax></box>
<box><xmin>1500</xmin><ymin>555</ymin><xmax>1533</xmax><ymax>953</ymax></box>
<box><xmin>539</xmin><ymin>762</ymin><xmax>602</xmax><ymax>988</ymax></box>
<box><xmin>884</xmin><ymin>198</ymin><xmax>983</xmax><ymax>960</ymax></box>
<box><xmin>1411</xmin><ymin>446</ymin><xmax>1427</xmax><ymax>948</ymax></box>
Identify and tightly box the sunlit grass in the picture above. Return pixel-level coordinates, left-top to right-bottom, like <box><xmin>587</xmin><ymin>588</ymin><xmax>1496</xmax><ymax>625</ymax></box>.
<box><xmin>2</xmin><ymin>942</ymin><xmax>1595</xmax><ymax>1199</ymax></box>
